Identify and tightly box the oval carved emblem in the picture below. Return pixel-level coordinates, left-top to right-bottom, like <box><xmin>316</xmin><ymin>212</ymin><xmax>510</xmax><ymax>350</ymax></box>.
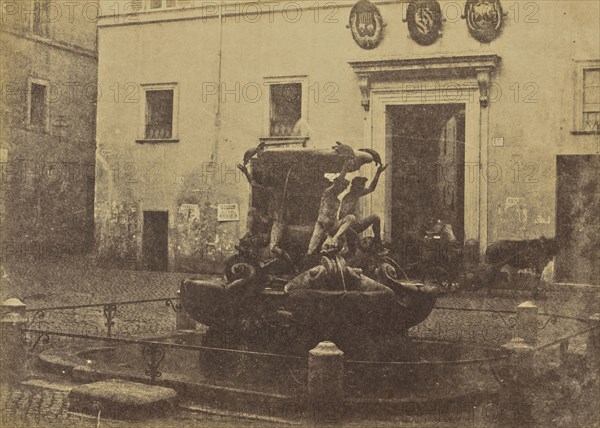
<box><xmin>463</xmin><ymin>0</ymin><xmax>504</xmax><ymax>43</ymax></box>
<box><xmin>348</xmin><ymin>0</ymin><xmax>384</xmax><ymax>50</ymax></box>
<box><xmin>406</xmin><ymin>0</ymin><xmax>443</xmax><ymax>45</ymax></box>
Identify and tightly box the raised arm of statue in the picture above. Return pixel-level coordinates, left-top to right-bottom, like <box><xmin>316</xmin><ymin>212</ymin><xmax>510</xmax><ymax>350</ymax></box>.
<box><xmin>237</xmin><ymin>163</ymin><xmax>252</xmax><ymax>183</ymax></box>
<box><xmin>363</xmin><ymin>164</ymin><xmax>388</xmax><ymax>196</ymax></box>
<box><xmin>237</xmin><ymin>163</ymin><xmax>270</xmax><ymax>192</ymax></box>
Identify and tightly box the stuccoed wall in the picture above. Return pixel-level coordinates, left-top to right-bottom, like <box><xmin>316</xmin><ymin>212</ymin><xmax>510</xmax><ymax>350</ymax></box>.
<box><xmin>95</xmin><ymin>1</ymin><xmax>599</xmax><ymax>272</ymax></box>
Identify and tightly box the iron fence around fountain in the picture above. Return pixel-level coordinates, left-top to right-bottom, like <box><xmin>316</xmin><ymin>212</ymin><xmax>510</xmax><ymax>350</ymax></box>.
<box><xmin>21</xmin><ymin>299</ymin><xmax>595</xmax><ymax>359</ymax></box>
<box><xmin>22</xmin><ymin>309</ymin><xmax>595</xmax><ymax>379</ymax></box>
<box><xmin>8</xmin><ymin>296</ymin><xmax>597</xmax><ymax>424</ymax></box>
<box><xmin>23</xmin><ymin>328</ymin><xmax>307</xmax><ymax>390</ymax></box>
<box><xmin>531</xmin><ymin>323</ymin><xmax>599</xmax><ymax>369</ymax></box>
<box><xmin>24</xmin><ymin>297</ymin><xmax>182</xmax><ymax>338</ymax></box>
<box><xmin>418</xmin><ymin>306</ymin><xmax>592</xmax><ymax>348</ymax></box>
<box><xmin>19</xmin><ymin>297</ymin><xmax>305</xmax><ymax>389</ymax></box>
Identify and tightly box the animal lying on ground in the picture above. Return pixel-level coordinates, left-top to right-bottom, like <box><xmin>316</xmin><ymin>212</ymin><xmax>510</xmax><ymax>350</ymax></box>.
<box><xmin>485</xmin><ymin>237</ymin><xmax>558</xmax><ymax>277</ymax></box>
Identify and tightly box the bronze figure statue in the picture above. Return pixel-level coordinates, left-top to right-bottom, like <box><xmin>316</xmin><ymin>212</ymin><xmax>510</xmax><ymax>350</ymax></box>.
<box><xmin>237</xmin><ymin>162</ymin><xmax>294</xmax><ymax>267</ymax></box>
<box><xmin>340</xmin><ymin>163</ymin><xmax>388</xmax><ymax>251</ymax></box>
<box><xmin>307</xmin><ymin>159</ymin><xmax>357</xmax><ymax>256</ymax></box>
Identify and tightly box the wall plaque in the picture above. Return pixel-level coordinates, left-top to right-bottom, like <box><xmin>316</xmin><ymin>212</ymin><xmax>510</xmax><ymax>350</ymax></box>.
<box><xmin>348</xmin><ymin>0</ymin><xmax>384</xmax><ymax>50</ymax></box>
<box><xmin>406</xmin><ymin>0</ymin><xmax>443</xmax><ymax>46</ymax></box>
<box><xmin>217</xmin><ymin>204</ymin><xmax>240</xmax><ymax>222</ymax></box>
<box><xmin>463</xmin><ymin>0</ymin><xmax>504</xmax><ymax>43</ymax></box>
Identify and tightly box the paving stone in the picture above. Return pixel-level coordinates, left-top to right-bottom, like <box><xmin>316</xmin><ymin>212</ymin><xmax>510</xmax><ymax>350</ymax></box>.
<box><xmin>68</xmin><ymin>379</ymin><xmax>177</xmax><ymax>420</ymax></box>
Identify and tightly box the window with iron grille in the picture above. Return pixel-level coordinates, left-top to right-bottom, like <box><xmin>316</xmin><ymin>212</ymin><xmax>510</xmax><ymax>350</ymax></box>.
<box><xmin>145</xmin><ymin>90</ymin><xmax>174</xmax><ymax>139</ymax></box>
<box><xmin>269</xmin><ymin>83</ymin><xmax>302</xmax><ymax>137</ymax></box>
<box><xmin>582</xmin><ymin>68</ymin><xmax>600</xmax><ymax>132</ymax></box>
<box><xmin>573</xmin><ymin>60</ymin><xmax>600</xmax><ymax>134</ymax></box>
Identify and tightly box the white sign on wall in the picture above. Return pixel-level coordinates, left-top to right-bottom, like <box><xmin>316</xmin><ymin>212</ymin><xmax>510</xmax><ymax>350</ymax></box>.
<box><xmin>217</xmin><ymin>204</ymin><xmax>240</xmax><ymax>222</ymax></box>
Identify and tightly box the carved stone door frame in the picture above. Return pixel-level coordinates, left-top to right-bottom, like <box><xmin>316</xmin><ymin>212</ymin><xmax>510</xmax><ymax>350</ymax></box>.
<box><xmin>349</xmin><ymin>55</ymin><xmax>500</xmax><ymax>254</ymax></box>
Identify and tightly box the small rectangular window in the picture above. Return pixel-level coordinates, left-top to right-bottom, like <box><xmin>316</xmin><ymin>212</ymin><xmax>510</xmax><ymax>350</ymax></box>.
<box><xmin>573</xmin><ymin>60</ymin><xmax>600</xmax><ymax>134</ymax></box>
<box><xmin>145</xmin><ymin>90</ymin><xmax>173</xmax><ymax>139</ymax></box>
<box><xmin>269</xmin><ymin>83</ymin><xmax>302</xmax><ymax>137</ymax></box>
<box><xmin>30</xmin><ymin>82</ymin><xmax>47</xmax><ymax>128</ymax></box>
<box><xmin>32</xmin><ymin>0</ymin><xmax>49</xmax><ymax>37</ymax></box>
<box><xmin>582</xmin><ymin>68</ymin><xmax>600</xmax><ymax>132</ymax></box>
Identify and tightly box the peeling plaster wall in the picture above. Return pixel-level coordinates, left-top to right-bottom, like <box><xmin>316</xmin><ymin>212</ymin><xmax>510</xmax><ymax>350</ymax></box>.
<box><xmin>95</xmin><ymin>200</ymin><xmax>139</xmax><ymax>268</ymax></box>
<box><xmin>173</xmin><ymin>181</ymin><xmax>240</xmax><ymax>273</ymax></box>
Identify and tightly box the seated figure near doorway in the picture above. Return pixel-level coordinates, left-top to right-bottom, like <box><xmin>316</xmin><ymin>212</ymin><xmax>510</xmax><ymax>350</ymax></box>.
<box><xmin>425</xmin><ymin>218</ymin><xmax>458</xmax><ymax>243</ymax></box>
<box><xmin>339</xmin><ymin>163</ymin><xmax>388</xmax><ymax>253</ymax></box>
<box><xmin>422</xmin><ymin>218</ymin><xmax>461</xmax><ymax>269</ymax></box>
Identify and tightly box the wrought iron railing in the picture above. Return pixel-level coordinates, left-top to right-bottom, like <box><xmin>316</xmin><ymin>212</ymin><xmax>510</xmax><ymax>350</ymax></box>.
<box><xmin>145</xmin><ymin>123</ymin><xmax>172</xmax><ymax>139</ymax></box>
<box><xmin>15</xmin><ymin>299</ymin><xmax>598</xmax><ymax>398</ymax></box>
<box><xmin>26</xmin><ymin>297</ymin><xmax>182</xmax><ymax>338</ymax></box>
<box><xmin>22</xmin><ymin>328</ymin><xmax>307</xmax><ymax>385</ymax></box>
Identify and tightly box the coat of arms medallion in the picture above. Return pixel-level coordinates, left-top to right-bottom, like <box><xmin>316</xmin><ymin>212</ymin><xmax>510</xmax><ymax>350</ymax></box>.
<box><xmin>348</xmin><ymin>0</ymin><xmax>385</xmax><ymax>50</ymax></box>
<box><xmin>463</xmin><ymin>0</ymin><xmax>504</xmax><ymax>43</ymax></box>
<box><xmin>406</xmin><ymin>0</ymin><xmax>443</xmax><ymax>45</ymax></box>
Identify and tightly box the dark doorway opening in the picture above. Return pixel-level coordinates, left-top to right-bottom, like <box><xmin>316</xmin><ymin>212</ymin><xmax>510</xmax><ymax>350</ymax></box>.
<box><xmin>143</xmin><ymin>211</ymin><xmax>169</xmax><ymax>271</ymax></box>
<box><xmin>556</xmin><ymin>155</ymin><xmax>600</xmax><ymax>285</ymax></box>
<box><xmin>386</xmin><ymin>104</ymin><xmax>466</xmax><ymax>256</ymax></box>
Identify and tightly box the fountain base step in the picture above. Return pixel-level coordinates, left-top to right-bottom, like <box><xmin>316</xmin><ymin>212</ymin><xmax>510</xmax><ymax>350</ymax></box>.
<box><xmin>68</xmin><ymin>379</ymin><xmax>177</xmax><ymax>420</ymax></box>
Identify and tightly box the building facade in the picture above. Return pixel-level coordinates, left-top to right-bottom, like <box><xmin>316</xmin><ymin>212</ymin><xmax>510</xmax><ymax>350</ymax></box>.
<box><xmin>95</xmin><ymin>0</ymin><xmax>599</xmax><ymax>283</ymax></box>
<box><xmin>1</xmin><ymin>0</ymin><xmax>98</xmax><ymax>258</ymax></box>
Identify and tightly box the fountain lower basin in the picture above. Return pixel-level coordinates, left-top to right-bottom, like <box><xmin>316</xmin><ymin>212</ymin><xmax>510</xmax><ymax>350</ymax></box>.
<box><xmin>39</xmin><ymin>329</ymin><xmax>507</xmax><ymax>421</ymax></box>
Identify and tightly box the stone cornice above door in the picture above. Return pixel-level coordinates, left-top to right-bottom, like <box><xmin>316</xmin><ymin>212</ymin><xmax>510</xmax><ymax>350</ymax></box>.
<box><xmin>348</xmin><ymin>54</ymin><xmax>501</xmax><ymax>111</ymax></box>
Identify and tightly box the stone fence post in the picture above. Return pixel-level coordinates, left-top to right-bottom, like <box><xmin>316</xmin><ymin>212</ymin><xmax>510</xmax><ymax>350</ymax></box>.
<box><xmin>516</xmin><ymin>301</ymin><xmax>538</xmax><ymax>346</ymax></box>
<box><xmin>175</xmin><ymin>290</ymin><xmax>196</xmax><ymax>331</ymax></box>
<box><xmin>499</xmin><ymin>337</ymin><xmax>536</xmax><ymax>425</ymax></box>
<box><xmin>0</xmin><ymin>298</ymin><xmax>28</xmax><ymax>383</ymax></box>
<box><xmin>176</xmin><ymin>305</ymin><xmax>196</xmax><ymax>331</ymax></box>
<box><xmin>308</xmin><ymin>341</ymin><xmax>344</xmax><ymax>423</ymax></box>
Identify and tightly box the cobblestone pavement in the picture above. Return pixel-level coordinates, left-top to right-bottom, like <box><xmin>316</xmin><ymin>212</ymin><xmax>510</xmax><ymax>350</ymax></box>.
<box><xmin>1</xmin><ymin>257</ymin><xmax>257</xmax><ymax>427</ymax></box>
<box><xmin>1</xmin><ymin>256</ymin><xmax>598</xmax><ymax>427</ymax></box>
<box><xmin>0</xmin><ymin>380</ymin><xmax>281</xmax><ymax>427</ymax></box>
<box><xmin>0</xmin><ymin>256</ymin><xmax>216</xmax><ymax>307</ymax></box>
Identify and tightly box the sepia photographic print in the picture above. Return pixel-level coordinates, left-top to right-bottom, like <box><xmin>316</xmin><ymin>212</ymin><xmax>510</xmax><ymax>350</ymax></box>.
<box><xmin>1</xmin><ymin>1</ymin><xmax>599</xmax><ymax>426</ymax></box>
